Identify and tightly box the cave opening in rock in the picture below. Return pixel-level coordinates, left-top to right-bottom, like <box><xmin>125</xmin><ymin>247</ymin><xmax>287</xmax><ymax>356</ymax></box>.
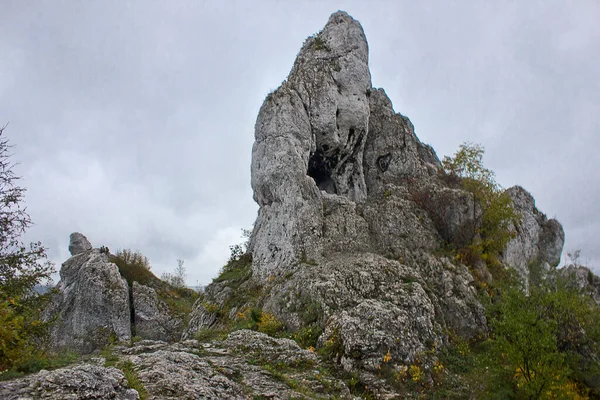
<box><xmin>308</xmin><ymin>149</ymin><xmax>337</xmax><ymax>194</ymax></box>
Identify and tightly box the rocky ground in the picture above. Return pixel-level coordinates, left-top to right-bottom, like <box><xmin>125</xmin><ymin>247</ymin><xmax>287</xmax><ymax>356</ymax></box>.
<box><xmin>0</xmin><ymin>330</ymin><xmax>370</xmax><ymax>400</ymax></box>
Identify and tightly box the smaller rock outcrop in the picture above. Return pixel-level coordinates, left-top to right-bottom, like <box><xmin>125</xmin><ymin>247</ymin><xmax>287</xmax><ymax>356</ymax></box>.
<box><xmin>46</xmin><ymin>235</ymin><xmax>132</xmax><ymax>353</ymax></box>
<box><xmin>561</xmin><ymin>265</ymin><xmax>600</xmax><ymax>305</ymax></box>
<box><xmin>501</xmin><ymin>186</ymin><xmax>565</xmax><ymax>285</ymax></box>
<box><xmin>132</xmin><ymin>281</ymin><xmax>183</xmax><ymax>342</ymax></box>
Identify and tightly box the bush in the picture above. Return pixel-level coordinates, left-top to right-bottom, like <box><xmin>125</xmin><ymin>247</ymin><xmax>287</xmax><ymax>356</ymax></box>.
<box><xmin>256</xmin><ymin>312</ymin><xmax>284</xmax><ymax>337</ymax></box>
<box><xmin>109</xmin><ymin>249</ymin><xmax>154</xmax><ymax>286</ymax></box>
<box><xmin>442</xmin><ymin>142</ymin><xmax>519</xmax><ymax>269</ymax></box>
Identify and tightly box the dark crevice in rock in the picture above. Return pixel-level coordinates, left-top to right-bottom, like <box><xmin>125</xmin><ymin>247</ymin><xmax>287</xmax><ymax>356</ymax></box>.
<box><xmin>308</xmin><ymin>149</ymin><xmax>338</xmax><ymax>194</ymax></box>
<box><xmin>128</xmin><ymin>284</ymin><xmax>136</xmax><ymax>337</ymax></box>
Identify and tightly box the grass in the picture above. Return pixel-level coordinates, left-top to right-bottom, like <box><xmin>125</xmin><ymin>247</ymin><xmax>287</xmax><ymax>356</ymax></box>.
<box><xmin>0</xmin><ymin>351</ymin><xmax>80</xmax><ymax>381</ymax></box>
<box><xmin>117</xmin><ymin>360</ymin><xmax>148</xmax><ymax>400</ymax></box>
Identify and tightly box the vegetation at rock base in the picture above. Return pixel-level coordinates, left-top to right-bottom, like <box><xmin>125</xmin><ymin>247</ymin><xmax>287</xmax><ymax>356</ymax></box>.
<box><xmin>0</xmin><ymin>126</ymin><xmax>56</xmax><ymax>374</ymax></box>
<box><xmin>442</xmin><ymin>142</ymin><xmax>519</xmax><ymax>270</ymax></box>
<box><xmin>424</xmin><ymin>271</ymin><xmax>600</xmax><ymax>399</ymax></box>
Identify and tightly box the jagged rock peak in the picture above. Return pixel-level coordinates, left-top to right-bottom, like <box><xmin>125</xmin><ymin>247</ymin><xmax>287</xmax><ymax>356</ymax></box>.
<box><xmin>68</xmin><ymin>232</ymin><xmax>92</xmax><ymax>255</ymax></box>
<box><xmin>249</xmin><ymin>11</ymin><xmax>442</xmax><ymax>279</ymax></box>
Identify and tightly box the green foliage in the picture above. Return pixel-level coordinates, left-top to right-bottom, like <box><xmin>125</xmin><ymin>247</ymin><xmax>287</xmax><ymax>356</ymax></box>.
<box><xmin>313</xmin><ymin>35</ymin><xmax>329</xmax><ymax>51</ymax></box>
<box><xmin>0</xmin><ymin>126</ymin><xmax>55</xmax><ymax>372</ymax></box>
<box><xmin>432</xmin><ymin>275</ymin><xmax>600</xmax><ymax>399</ymax></box>
<box><xmin>486</xmin><ymin>278</ymin><xmax>599</xmax><ymax>399</ymax></box>
<box><xmin>442</xmin><ymin>142</ymin><xmax>519</xmax><ymax>269</ymax></box>
<box><xmin>319</xmin><ymin>327</ymin><xmax>344</xmax><ymax>363</ymax></box>
<box><xmin>256</xmin><ymin>312</ymin><xmax>284</xmax><ymax>336</ymax></box>
<box><xmin>214</xmin><ymin>253</ymin><xmax>253</xmax><ymax>285</ymax></box>
<box><xmin>0</xmin><ymin>350</ymin><xmax>79</xmax><ymax>381</ymax></box>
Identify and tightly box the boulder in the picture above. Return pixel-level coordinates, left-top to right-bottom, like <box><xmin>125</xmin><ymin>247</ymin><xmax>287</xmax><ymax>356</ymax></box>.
<box><xmin>132</xmin><ymin>281</ymin><xmax>183</xmax><ymax>342</ymax></box>
<box><xmin>68</xmin><ymin>232</ymin><xmax>93</xmax><ymax>255</ymax></box>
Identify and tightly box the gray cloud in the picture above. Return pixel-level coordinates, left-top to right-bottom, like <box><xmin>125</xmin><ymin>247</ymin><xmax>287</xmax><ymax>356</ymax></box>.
<box><xmin>1</xmin><ymin>1</ymin><xmax>599</xmax><ymax>285</ymax></box>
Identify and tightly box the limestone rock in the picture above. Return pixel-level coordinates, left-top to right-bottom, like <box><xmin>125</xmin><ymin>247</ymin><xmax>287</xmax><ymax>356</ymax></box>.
<box><xmin>181</xmin><ymin>299</ymin><xmax>218</xmax><ymax>340</ymax></box>
<box><xmin>223</xmin><ymin>330</ymin><xmax>318</xmax><ymax>367</ymax></box>
<box><xmin>560</xmin><ymin>265</ymin><xmax>600</xmax><ymax>305</ymax></box>
<box><xmin>68</xmin><ymin>232</ymin><xmax>93</xmax><ymax>256</ymax></box>
<box><xmin>263</xmin><ymin>253</ymin><xmax>486</xmax><ymax>372</ymax></box>
<box><xmin>132</xmin><ymin>281</ymin><xmax>183</xmax><ymax>342</ymax></box>
<box><xmin>46</xmin><ymin>237</ymin><xmax>131</xmax><ymax>353</ymax></box>
<box><xmin>501</xmin><ymin>186</ymin><xmax>565</xmax><ymax>285</ymax></box>
<box><xmin>0</xmin><ymin>364</ymin><xmax>139</xmax><ymax>400</ymax></box>
<box><xmin>190</xmin><ymin>9</ymin><xmax>561</xmax><ymax>377</ymax></box>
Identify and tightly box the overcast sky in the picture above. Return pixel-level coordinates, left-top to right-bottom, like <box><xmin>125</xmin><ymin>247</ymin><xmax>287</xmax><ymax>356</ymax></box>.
<box><xmin>2</xmin><ymin>1</ymin><xmax>599</xmax><ymax>285</ymax></box>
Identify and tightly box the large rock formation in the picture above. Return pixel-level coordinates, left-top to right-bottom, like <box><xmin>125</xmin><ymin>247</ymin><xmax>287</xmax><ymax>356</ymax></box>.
<box><xmin>189</xmin><ymin>10</ymin><xmax>566</xmax><ymax>375</ymax></box>
<box><xmin>46</xmin><ymin>234</ymin><xmax>132</xmax><ymax>353</ymax></box>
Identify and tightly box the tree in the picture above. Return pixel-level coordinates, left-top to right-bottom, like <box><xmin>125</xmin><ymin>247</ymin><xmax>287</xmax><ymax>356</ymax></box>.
<box><xmin>442</xmin><ymin>142</ymin><xmax>519</xmax><ymax>268</ymax></box>
<box><xmin>487</xmin><ymin>278</ymin><xmax>599</xmax><ymax>399</ymax></box>
<box><xmin>161</xmin><ymin>259</ymin><xmax>186</xmax><ymax>288</ymax></box>
<box><xmin>0</xmin><ymin>125</ymin><xmax>54</xmax><ymax>371</ymax></box>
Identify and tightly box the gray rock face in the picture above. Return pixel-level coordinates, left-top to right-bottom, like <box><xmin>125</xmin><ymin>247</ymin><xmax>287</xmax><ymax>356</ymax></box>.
<box><xmin>47</xmin><ymin>242</ymin><xmax>131</xmax><ymax>353</ymax></box>
<box><xmin>192</xmin><ymin>9</ymin><xmax>563</xmax><ymax>376</ymax></box>
<box><xmin>68</xmin><ymin>232</ymin><xmax>93</xmax><ymax>256</ymax></box>
<box><xmin>560</xmin><ymin>265</ymin><xmax>600</xmax><ymax>305</ymax></box>
<box><xmin>501</xmin><ymin>186</ymin><xmax>565</xmax><ymax>285</ymax></box>
<box><xmin>132</xmin><ymin>282</ymin><xmax>183</xmax><ymax>342</ymax></box>
<box><xmin>0</xmin><ymin>364</ymin><xmax>139</xmax><ymax>400</ymax></box>
<box><xmin>263</xmin><ymin>253</ymin><xmax>485</xmax><ymax>372</ymax></box>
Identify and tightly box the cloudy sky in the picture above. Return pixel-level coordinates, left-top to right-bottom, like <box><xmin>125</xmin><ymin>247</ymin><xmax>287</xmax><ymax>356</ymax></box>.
<box><xmin>2</xmin><ymin>1</ymin><xmax>599</xmax><ymax>285</ymax></box>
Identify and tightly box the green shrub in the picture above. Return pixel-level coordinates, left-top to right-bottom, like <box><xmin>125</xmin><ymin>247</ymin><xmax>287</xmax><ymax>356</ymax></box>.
<box><xmin>442</xmin><ymin>142</ymin><xmax>519</xmax><ymax>270</ymax></box>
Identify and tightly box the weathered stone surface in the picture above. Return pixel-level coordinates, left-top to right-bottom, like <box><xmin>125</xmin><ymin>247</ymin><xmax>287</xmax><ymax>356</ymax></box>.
<box><xmin>189</xmin><ymin>8</ymin><xmax>560</xmax><ymax>383</ymax></box>
<box><xmin>501</xmin><ymin>186</ymin><xmax>565</xmax><ymax>285</ymax></box>
<box><xmin>0</xmin><ymin>364</ymin><xmax>139</xmax><ymax>400</ymax></box>
<box><xmin>250</xmin><ymin>11</ymin><xmax>373</xmax><ymax>279</ymax></box>
<box><xmin>68</xmin><ymin>232</ymin><xmax>93</xmax><ymax>256</ymax></box>
<box><xmin>132</xmin><ymin>282</ymin><xmax>183</xmax><ymax>342</ymax></box>
<box><xmin>224</xmin><ymin>330</ymin><xmax>318</xmax><ymax>366</ymax></box>
<box><xmin>114</xmin><ymin>331</ymin><xmax>351</xmax><ymax>399</ymax></box>
<box><xmin>363</xmin><ymin>88</ymin><xmax>441</xmax><ymax>194</ymax></box>
<box><xmin>181</xmin><ymin>298</ymin><xmax>218</xmax><ymax>340</ymax></box>
<box><xmin>263</xmin><ymin>253</ymin><xmax>486</xmax><ymax>372</ymax></box>
<box><xmin>561</xmin><ymin>265</ymin><xmax>600</xmax><ymax>305</ymax></box>
<box><xmin>46</xmin><ymin>238</ymin><xmax>131</xmax><ymax>353</ymax></box>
